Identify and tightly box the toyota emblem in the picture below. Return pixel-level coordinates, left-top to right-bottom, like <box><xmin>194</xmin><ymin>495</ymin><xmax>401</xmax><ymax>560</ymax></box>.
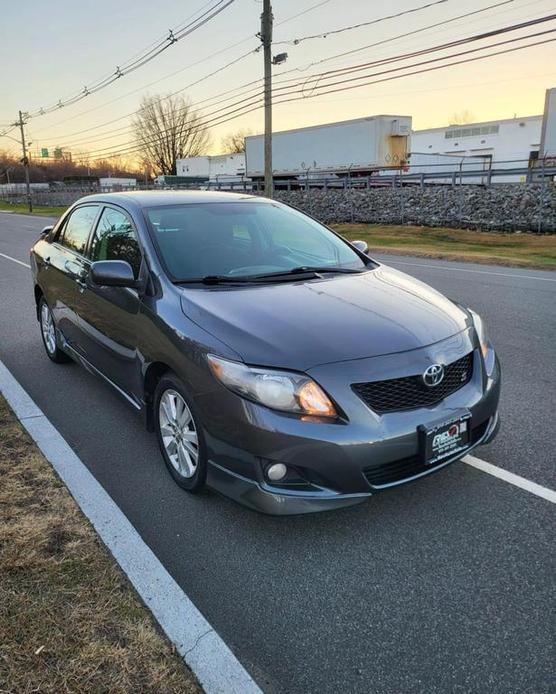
<box><xmin>423</xmin><ymin>363</ymin><xmax>445</xmax><ymax>387</ymax></box>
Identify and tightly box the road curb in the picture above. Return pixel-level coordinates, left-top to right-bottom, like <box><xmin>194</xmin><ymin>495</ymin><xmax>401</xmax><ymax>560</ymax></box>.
<box><xmin>0</xmin><ymin>359</ymin><xmax>262</xmax><ymax>694</ymax></box>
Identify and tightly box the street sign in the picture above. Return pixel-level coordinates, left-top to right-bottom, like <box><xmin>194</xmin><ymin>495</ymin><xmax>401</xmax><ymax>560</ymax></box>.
<box><xmin>41</xmin><ymin>148</ymin><xmax>49</xmax><ymax>158</ymax></box>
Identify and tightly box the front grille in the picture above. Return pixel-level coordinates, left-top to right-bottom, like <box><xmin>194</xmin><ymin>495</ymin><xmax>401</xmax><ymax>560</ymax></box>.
<box><xmin>352</xmin><ymin>353</ymin><xmax>473</xmax><ymax>413</ymax></box>
<box><xmin>363</xmin><ymin>417</ymin><xmax>490</xmax><ymax>488</ymax></box>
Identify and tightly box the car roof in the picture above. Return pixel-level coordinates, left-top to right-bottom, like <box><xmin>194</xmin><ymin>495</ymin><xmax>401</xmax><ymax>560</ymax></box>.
<box><xmin>80</xmin><ymin>189</ymin><xmax>262</xmax><ymax>209</ymax></box>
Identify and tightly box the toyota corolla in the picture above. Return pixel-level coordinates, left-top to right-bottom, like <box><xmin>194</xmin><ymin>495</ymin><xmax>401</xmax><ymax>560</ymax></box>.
<box><xmin>30</xmin><ymin>191</ymin><xmax>500</xmax><ymax>514</ymax></box>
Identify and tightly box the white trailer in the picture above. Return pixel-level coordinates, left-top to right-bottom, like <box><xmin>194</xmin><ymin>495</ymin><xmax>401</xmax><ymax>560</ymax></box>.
<box><xmin>176</xmin><ymin>153</ymin><xmax>247</xmax><ymax>182</ymax></box>
<box><xmin>207</xmin><ymin>153</ymin><xmax>247</xmax><ymax>182</ymax></box>
<box><xmin>245</xmin><ymin>115</ymin><xmax>411</xmax><ymax>179</ymax></box>
<box><xmin>176</xmin><ymin>156</ymin><xmax>211</xmax><ymax>179</ymax></box>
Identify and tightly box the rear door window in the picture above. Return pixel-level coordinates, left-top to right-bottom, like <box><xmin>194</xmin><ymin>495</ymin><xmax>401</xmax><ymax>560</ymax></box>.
<box><xmin>59</xmin><ymin>205</ymin><xmax>99</xmax><ymax>255</ymax></box>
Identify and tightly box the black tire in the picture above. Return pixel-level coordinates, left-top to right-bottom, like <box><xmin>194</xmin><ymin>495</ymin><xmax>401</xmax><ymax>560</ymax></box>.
<box><xmin>154</xmin><ymin>372</ymin><xmax>207</xmax><ymax>493</ymax></box>
<box><xmin>38</xmin><ymin>296</ymin><xmax>71</xmax><ymax>364</ymax></box>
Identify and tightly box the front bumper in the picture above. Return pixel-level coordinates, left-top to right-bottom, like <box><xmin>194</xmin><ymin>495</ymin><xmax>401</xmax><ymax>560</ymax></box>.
<box><xmin>206</xmin><ymin>409</ymin><xmax>499</xmax><ymax>515</ymax></box>
<box><xmin>201</xmin><ymin>331</ymin><xmax>501</xmax><ymax>515</ymax></box>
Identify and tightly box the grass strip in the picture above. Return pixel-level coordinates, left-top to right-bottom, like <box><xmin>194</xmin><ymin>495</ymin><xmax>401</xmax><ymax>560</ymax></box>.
<box><xmin>0</xmin><ymin>396</ymin><xmax>201</xmax><ymax>693</ymax></box>
<box><xmin>0</xmin><ymin>201</ymin><xmax>67</xmax><ymax>217</ymax></box>
<box><xmin>334</xmin><ymin>223</ymin><xmax>556</xmax><ymax>270</ymax></box>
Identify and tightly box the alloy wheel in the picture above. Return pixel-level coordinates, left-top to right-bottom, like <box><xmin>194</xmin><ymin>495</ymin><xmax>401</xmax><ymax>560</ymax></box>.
<box><xmin>158</xmin><ymin>389</ymin><xmax>199</xmax><ymax>478</ymax></box>
<box><xmin>40</xmin><ymin>303</ymin><xmax>57</xmax><ymax>355</ymax></box>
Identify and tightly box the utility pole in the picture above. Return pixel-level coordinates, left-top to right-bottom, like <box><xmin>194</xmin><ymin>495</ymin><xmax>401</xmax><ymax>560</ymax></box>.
<box><xmin>261</xmin><ymin>0</ymin><xmax>273</xmax><ymax>198</ymax></box>
<box><xmin>17</xmin><ymin>111</ymin><xmax>32</xmax><ymax>213</ymax></box>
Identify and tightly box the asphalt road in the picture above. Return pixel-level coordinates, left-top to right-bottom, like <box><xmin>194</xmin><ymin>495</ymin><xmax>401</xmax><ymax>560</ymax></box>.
<box><xmin>1</xmin><ymin>212</ymin><xmax>554</xmax><ymax>694</ymax></box>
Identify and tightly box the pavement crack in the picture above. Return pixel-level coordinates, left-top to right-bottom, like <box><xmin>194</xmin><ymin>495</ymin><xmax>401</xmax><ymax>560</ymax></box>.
<box><xmin>183</xmin><ymin>628</ymin><xmax>213</xmax><ymax>657</ymax></box>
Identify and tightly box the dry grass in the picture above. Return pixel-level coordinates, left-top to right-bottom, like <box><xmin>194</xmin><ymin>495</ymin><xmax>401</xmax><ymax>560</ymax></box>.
<box><xmin>0</xmin><ymin>397</ymin><xmax>201</xmax><ymax>694</ymax></box>
<box><xmin>333</xmin><ymin>223</ymin><xmax>556</xmax><ymax>270</ymax></box>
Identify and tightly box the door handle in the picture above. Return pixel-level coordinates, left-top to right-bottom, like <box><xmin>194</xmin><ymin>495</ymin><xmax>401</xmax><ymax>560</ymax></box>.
<box><xmin>76</xmin><ymin>277</ymin><xmax>87</xmax><ymax>291</ymax></box>
<box><xmin>64</xmin><ymin>259</ymin><xmax>83</xmax><ymax>279</ymax></box>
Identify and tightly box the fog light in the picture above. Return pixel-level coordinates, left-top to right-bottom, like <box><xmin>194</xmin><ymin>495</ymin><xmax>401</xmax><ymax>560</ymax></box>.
<box><xmin>266</xmin><ymin>463</ymin><xmax>287</xmax><ymax>482</ymax></box>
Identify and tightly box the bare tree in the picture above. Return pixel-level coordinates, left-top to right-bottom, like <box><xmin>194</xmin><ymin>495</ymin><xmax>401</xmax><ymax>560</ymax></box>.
<box><xmin>220</xmin><ymin>128</ymin><xmax>253</xmax><ymax>153</ymax></box>
<box><xmin>73</xmin><ymin>149</ymin><xmax>91</xmax><ymax>168</ymax></box>
<box><xmin>449</xmin><ymin>109</ymin><xmax>476</xmax><ymax>125</ymax></box>
<box><xmin>132</xmin><ymin>94</ymin><xmax>210</xmax><ymax>174</ymax></box>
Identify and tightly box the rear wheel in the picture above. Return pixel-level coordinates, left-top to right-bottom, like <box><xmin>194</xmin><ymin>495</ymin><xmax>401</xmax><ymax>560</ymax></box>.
<box><xmin>38</xmin><ymin>297</ymin><xmax>70</xmax><ymax>363</ymax></box>
<box><xmin>154</xmin><ymin>373</ymin><xmax>207</xmax><ymax>492</ymax></box>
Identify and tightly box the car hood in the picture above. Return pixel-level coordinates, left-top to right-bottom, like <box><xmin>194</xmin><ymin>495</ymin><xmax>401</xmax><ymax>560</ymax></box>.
<box><xmin>180</xmin><ymin>265</ymin><xmax>470</xmax><ymax>370</ymax></box>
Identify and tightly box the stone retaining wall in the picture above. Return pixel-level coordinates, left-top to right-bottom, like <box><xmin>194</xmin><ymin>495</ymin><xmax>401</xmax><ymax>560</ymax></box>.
<box><xmin>6</xmin><ymin>182</ymin><xmax>556</xmax><ymax>232</ymax></box>
<box><xmin>270</xmin><ymin>184</ymin><xmax>556</xmax><ymax>232</ymax></box>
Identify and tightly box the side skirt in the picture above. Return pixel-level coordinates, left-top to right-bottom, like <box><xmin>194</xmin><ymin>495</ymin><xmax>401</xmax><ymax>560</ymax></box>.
<box><xmin>60</xmin><ymin>335</ymin><xmax>144</xmax><ymax>413</ymax></box>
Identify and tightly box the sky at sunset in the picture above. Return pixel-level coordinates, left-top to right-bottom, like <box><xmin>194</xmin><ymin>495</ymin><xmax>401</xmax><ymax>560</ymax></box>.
<box><xmin>1</xmin><ymin>0</ymin><xmax>555</xmax><ymax>162</ymax></box>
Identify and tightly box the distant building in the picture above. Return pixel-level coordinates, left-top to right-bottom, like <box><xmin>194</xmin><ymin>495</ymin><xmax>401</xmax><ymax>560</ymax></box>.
<box><xmin>98</xmin><ymin>177</ymin><xmax>136</xmax><ymax>190</ymax></box>
<box><xmin>411</xmin><ymin>115</ymin><xmax>542</xmax><ymax>182</ymax></box>
<box><xmin>540</xmin><ymin>87</ymin><xmax>556</xmax><ymax>158</ymax></box>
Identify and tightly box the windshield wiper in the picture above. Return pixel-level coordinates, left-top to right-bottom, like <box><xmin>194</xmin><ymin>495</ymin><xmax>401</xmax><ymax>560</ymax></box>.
<box><xmin>177</xmin><ymin>266</ymin><xmax>365</xmax><ymax>285</ymax></box>
<box><xmin>249</xmin><ymin>266</ymin><xmax>365</xmax><ymax>279</ymax></box>
<box><xmin>177</xmin><ymin>275</ymin><xmax>254</xmax><ymax>285</ymax></box>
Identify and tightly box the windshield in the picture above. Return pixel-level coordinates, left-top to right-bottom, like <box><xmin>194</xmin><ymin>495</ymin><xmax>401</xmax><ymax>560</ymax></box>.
<box><xmin>144</xmin><ymin>201</ymin><xmax>368</xmax><ymax>282</ymax></box>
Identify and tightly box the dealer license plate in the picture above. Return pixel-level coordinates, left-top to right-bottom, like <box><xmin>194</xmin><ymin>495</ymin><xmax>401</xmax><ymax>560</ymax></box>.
<box><xmin>420</xmin><ymin>412</ymin><xmax>471</xmax><ymax>465</ymax></box>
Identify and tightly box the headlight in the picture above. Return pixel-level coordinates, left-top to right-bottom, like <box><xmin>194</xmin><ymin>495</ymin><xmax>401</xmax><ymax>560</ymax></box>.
<box><xmin>207</xmin><ymin>355</ymin><xmax>337</xmax><ymax>417</ymax></box>
<box><xmin>469</xmin><ymin>309</ymin><xmax>489</xmax><ymax>359</ymax></box>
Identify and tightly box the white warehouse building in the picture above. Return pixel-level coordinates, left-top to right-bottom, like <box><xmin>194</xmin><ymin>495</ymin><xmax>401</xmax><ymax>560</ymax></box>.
<box><xmin>410</xmin><ymin>115</ymin><xmax>543</xmax><ymax>182</ymax></box>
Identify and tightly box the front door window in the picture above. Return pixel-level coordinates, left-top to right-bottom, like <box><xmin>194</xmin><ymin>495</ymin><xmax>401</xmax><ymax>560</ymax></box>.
<box><xmin>89</xmin><ymin>207</ymin><xmax>141</xmax><ymax>277</ymax></box>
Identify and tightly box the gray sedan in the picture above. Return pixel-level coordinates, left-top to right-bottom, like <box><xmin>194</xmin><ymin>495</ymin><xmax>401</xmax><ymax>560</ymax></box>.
<box><xmin>30</xmin><ymin>191</ymin><xmax>500</xmax><ymax>514</ymax></box>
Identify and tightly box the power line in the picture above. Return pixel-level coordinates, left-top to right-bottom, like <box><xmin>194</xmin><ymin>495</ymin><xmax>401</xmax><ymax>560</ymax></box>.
<box><xmin>76</xmin><ymin>32</ymin><xmax>553</xmax><ymax>162</ymax></box>
<box><xmin>269</xmin><ymin>13</ymin><xmax>556</xmax><ymax>88</ymax></box>
<box><xmin>28</xmin><ymin>0</ymin><xmax>334</xmax><ymax>138</ymax></box>
<box><xmin>21</xmin><ymin>0</ymin><xmax>237</xmax><ymax>121</ymax></box>
<box><xmin>272</xmin><ymin>36</ymin><xmax>555</xmax><ymax>104</ymax></box>
<box><xmin>85</xmin><ymin>101</ymin><xmax>266</xmax><ymax>161</ymax></box>
<box><xmin>276</xmin><ymin>0</ymin><xmax>452</xmax><ymax>45</ymax></box>
<box><xmin>30</xmin><ymin>39</ymin><xmax>259</xmax><ymax>136</ymax></box>
<box><xmin>285</xmin><ymin>0</ymin><xmax>518</xmax><ymax>73</ymax></box>
<box><xmin>36</xmin><ymin>0</ymin><xmax>527</xmax><ymax>145</ymax></box>
<box><xmin>84</xmin><ymin>93</ymin><xmax>265</xmax><ymax>157</ymax></box>
<box><xmin>0</xmin><ymin>0</ymin><xmax>546</xmax><ymax>143</ymax></box>
<box><xmin>57</xmin><ymin>14</ymin><xmax>556</xmax><ymax>151</ymax></box>
<box><xmin>48</xmin><ymin>49</ymin><xmax>261</xmax><ymax>149</ymax></box>
<box><xmin>13</xmin><ymin>6</ymin><xmax>553</xmax><ymax>161</ymax></box>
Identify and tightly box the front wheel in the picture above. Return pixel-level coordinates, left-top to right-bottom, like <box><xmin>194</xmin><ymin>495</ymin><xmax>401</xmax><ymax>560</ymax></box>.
<box><xmin>154</xmin><ymin>373</ymin><xmax>207</xmax><ymax>492</ymax></box>
<box><xmin>38</xmin><ymin>297</ymin><xmax>70</xmax><ymax>363</ymax></box>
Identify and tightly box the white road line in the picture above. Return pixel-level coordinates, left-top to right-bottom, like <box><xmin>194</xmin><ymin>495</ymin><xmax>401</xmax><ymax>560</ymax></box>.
<box><xmin>0</xmin><ymin>252</ymin><xmax>30</xmax><ymax>268</ymax></box>
<box><xmin>463</xmin><ymin>454</ymin><xmax>556</xmax><ymax>504</ymax></box>
<box><xmin>383</xmin><ymin>259</ymin><xmax>556</xmax><ymax>283</ymax></box>
<box><xmin>0</xmin><ymin>360</ymin><xmax>262</xmax><ymax>694</ymax></box>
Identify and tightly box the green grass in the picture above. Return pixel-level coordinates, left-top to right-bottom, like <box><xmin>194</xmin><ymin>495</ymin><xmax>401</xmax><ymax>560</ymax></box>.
<box><xmin>333</xmin><ymin>223</ymin><xmax>556</xmax><ymax>271</ymax></box>
<box><xmin>0</xmin><ymin>200</ymin><xmax>67</xmax><ymax>217</ymax></box>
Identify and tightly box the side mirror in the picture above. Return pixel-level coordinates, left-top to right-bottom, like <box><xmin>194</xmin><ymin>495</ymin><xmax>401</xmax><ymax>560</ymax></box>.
<box><xmin>352</xmin><ymin>239</ymin><xmax>368</xmax><ymax>254</ymax></box>
<box><xmin>40</xmin><ymin>225</ymin><xmax>54</xmax><ymax>239</ymax></box>
<box><xmin>90</xmin><ymin>260</ymin><xmax>136</xmax><ymax>288</ymax></box>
